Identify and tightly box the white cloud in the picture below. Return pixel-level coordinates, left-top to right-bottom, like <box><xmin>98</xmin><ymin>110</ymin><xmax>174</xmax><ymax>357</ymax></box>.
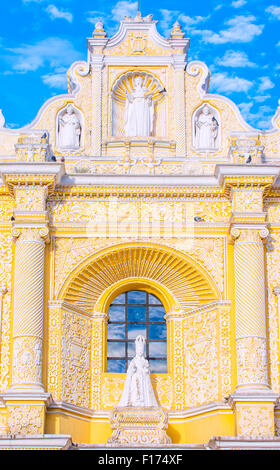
<box><xmin>210</xmin><ymin>72</ymin><xmax>253</xmax><ymax>93</ymax></box>
<box><xmin>111</xmin><ymin>1</ymin><xmax>138</xmax><ymax>22</ymax></box>
<box><xmin>266</xmin><ymin>5</ymin><xmax>280</xmax><ymax>20</ymax></box>
<box><xmin>216</xmin><ymin>50</ymin><xmax>256</xmax><ymax>68</ymax></box>
<box><xmin>6</xmin><ymin>38</ymin><xmax>81</xmax><ymax>73</ymax></box>
<box><xmin>45</xmin><ymin>5</ymin><xmax>73</xmax><ymax>23</ymax></box>
<box><xmin>86</xmin><ymin>10</ymin><xmax>105</xmax><ymax>25</ymax></box>
<box><xmin>258</xmin><ymin>76</ymin><xmax>275</xmax><ymax>92</ymax></box>
<box><xmin>159</xmin><ymin>9</ymin><xmax>209</xmax><ymax>35</ymax></box>
<box><xmin>253</xmin><ymin>95</ymin><xmax>270</xmax><ymax>103</ymax></box>
<box><xmin>238</xmin><ymin>102</ymin><xmax>274</xmax><ymax>129</ymax></box>
<box><xmin>193</xmin><ymin>15</ymin><xmax>264</xmax><ymax>44</ymax></box>
<box><xmin>231</xmin><ymin>0</ymin><xmax>247</xmax><ymax>8</ymax></box>
<box><xmin>41</xmin><ymin>67</ymin><xmax>67</xmax><ymax>89</ymax></box>
<box><xmin>86</xmin><ymin>1</ymin><xmax>138</xmax><ymax>33</ymax></box>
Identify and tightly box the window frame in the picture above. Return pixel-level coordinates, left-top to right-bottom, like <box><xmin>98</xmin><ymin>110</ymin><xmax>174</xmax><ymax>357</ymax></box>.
<box><xmin>107</xmin><ymin>290</ymin><xmax>167</xmax><ymax>373</ymax></box>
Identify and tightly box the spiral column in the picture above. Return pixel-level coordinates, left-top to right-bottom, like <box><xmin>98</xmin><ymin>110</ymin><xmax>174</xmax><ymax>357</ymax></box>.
<box><xmin>230</xmin><ymin>225</ymin><xmax>277</xmax><ymax>438</ymax></box>
<box><xmin>11</xmin><ymin>227</ymin><xmax>49</xmax><ymax>392</ymax></box>
<box><xmin>231</xmin><ymin>227</ymin><xmax>269</xmax><ymax>391</ymax></box>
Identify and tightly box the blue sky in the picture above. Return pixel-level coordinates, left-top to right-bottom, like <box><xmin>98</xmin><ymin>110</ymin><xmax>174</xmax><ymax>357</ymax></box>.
<box><xmin>0</xmin><ymin>0</ymin><xmax>279</xmax><ymax>130</ymax></box>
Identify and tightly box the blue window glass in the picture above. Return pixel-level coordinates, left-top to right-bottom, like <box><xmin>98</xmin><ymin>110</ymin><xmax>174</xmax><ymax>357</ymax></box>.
<box><xmin>107</xmin><ymin>290</ymin><xmax>167</xmax><ymax>373</ymax></box>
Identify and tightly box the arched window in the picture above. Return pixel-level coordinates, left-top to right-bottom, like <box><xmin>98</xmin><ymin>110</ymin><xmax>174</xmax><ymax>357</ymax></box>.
<box><xmin>107</xmin><ymin>290</ymin><xmax>167</xmax><ymax>374</ymax></box>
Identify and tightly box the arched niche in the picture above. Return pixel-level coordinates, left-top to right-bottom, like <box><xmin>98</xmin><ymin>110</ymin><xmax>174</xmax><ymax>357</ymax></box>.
<box><xmin>192</xmin><ymin>103</ymin><xmax>221</xmax><ymax>152</ymax></box>
<box><xmin>56</xmin><ymin>103</ymin><xmax>84</xmax><ymax>152</ymax></box>
<box><xmin>111</xmin><ymin>71</ymin><xmax>166</xmax><ymax>138</ymax></box>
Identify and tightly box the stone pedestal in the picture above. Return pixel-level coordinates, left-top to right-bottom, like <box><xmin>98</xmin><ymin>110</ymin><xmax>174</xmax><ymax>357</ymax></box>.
<box><xmin>107</xmin><ymin>407</ymin><xmax>172</xmax><ymax>446</ymax></box>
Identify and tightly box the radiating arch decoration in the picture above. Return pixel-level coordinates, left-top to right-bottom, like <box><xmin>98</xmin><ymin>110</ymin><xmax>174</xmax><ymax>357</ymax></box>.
<box><xmin>59</xmin><ymin>242</ymin><xmax>220</xmax><ymax>313</ymax></box>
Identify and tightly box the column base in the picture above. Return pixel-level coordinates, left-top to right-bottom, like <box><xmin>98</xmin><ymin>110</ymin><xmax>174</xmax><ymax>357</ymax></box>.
<box><xmin>229</xmin><ymin>389</ymin><xmax>279</xmax><ymax>439</ymax></box>
<box><xmin>0</xmin><ymin>390</ymin><xmax>51</xmax><ymax>435</ymax></box>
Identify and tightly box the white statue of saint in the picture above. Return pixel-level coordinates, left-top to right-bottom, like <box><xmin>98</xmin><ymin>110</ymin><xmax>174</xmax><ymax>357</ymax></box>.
<box><xmin>118</xmin><ymin>335</ymin><xmax>158</xmax><ymax>408</ymax></box>
<box><xmin>194</xmin><ymin>104</ymin><xmax>219</xmax><ymax>150</ymax></box>
<box><xmin>124</xmin><ymin>76</ymin><xmax>154</xmax><ymax>137</ymax></box>
<box><xmin>58</xmin><ymin>104</ymin><xmax>81</xmax><ymax>149</ymax></box>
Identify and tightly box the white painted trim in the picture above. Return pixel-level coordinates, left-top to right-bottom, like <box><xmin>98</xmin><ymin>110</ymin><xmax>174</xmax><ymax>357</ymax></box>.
<box><xmin>0</xmin><ymin>434</ymin><xmax>72</xmax><ymax>450</ymax></box>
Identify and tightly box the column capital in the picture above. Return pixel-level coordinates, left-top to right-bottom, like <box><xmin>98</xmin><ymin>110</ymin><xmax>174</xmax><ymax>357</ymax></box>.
<box><xmin>229</xmin><ymin>225</ymin><xmax>269</xmax><ymax>243</ymax></box>
<box><xmin>11</xmin><ymin>226</ymin><xmax>50</xmax><ymax>243</ymax></box>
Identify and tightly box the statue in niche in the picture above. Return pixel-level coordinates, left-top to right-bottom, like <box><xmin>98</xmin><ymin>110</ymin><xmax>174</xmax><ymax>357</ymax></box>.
<box><xmin>194</xmin><ymin>104</ymin><xmax>219</xmax><ymax>150</ymax></box>
<box><xmin>118</xmin><ymin>335</ymin><xmax>158</xmax><ymax>407</ymax></box>
<box><xmin>58</xmin><ymin>104</ymin><xmax>81</xmax><ymax>149</ymax></box>
<box><xmin>124</xmin><ymin>76</ymin><xmax>154</xmax><ymax>137</ymax></box>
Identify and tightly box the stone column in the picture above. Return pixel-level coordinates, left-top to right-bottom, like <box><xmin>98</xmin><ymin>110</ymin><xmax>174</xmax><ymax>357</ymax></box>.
<box><xmin>230</xmin><ymin>225</ymin><xmax>278</xmax><ymax>438</ymax></box>
<box><xmin>91</xmin><ymin>55</ymin><xmax>104</xmax><ymax>156</ymax></box>
<box><xmin>231</xmin><ymin>226</ymin><xmax>270</xmax><ymax>392</ymax></box>
<box><xmin>173</xmin><ymin>57</ymin><xmax>187</xmax><ymax>157</ymax></box>
<box><xmin>10</xmin><ymin>226</ymin><xmax>49</xmax><ymax>392</ymax></box>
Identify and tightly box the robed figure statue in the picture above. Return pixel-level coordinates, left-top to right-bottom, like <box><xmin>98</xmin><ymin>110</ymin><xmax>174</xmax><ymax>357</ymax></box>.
<box><xmin>118</xmin><ymin>335</ymin><xmax>158</xmax><ymax>408</ymax></box>
<box><xmin>124</xmin><ymin>76</ymin><xmax>154</xmax><ymax>137</ymax></box>
<box><xmin>58</xmin><ymin>104</ymin><xmax>81</xmax><ymax>149</ymax></box>
<box><xmin>194</xmin><ymin>104</ymin><xmax>219</xmax><ymax>150</ymax></box>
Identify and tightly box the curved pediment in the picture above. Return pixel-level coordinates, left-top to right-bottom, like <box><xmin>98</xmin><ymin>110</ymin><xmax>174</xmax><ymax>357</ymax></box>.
<box><xmin>87</xmin><ymin>12</ymin><xmax>189</xmax><ymax>58</ymax></box>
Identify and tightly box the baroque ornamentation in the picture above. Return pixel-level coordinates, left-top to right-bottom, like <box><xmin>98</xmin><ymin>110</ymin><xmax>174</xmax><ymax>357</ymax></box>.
<box><xmin>8</xmin><ymin>406</ymin><xmax>43</xmax><ymax>435</ymax></box>
<box><xmin>237</xmin><ymin>407</ymin><xmax>274</xmax><ymax>438</ymax></box>
<box><xmin>61</xmin><ymin>311</ymin><xmax>91</xmax><ymax>408</ymax></box>
<box><xmin>236</xmin><ymin>337</ymin><xmax>268</xmax><ymax>386</ymax></box>
<box><xmin>184</xmin><ymin>311</ymin><xmax>219</xmax><ymax>407</ymax></box>
<box><xmin>12</xmin><ymin>337</ymin><xmax>42</xmax><ymax>386</ymax></box>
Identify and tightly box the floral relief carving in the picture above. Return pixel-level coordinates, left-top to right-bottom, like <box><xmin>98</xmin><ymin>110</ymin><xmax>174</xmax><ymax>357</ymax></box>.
<box><xmin>184</xmin><ymin>311</ymin><xmax>219</xmax><ymax>407</ymax></box>
<box><xmin>237</xmin><ymin>407</ymin><xmax>274</xmax><ymax>438</ymax></box>
<box><xmin>61</xmin><ymin>311</ymin><xmax>91</xmax><ymax>408</ymax></box>
<box><xmin>236</xmin><ymin>337</ymin><xmax>268</xmax><ymax>386</ymax></box>
<box><xmin>12</xmin><ymin>337</ymin><xmax>42</xmax><ymax>385</ymax></box>
<box><xmin>8</xmin><ymin>406</ymin><xmax>43</xmax><ymax>435</ymax></box>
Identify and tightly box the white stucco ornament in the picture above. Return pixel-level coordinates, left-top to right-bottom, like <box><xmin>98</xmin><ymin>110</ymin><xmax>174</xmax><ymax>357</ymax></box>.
<box><xmin>118</xmin><ymin>335</ymin><xmax>158</xmax><ymax>407</ymax></box>
<box><xmin>57</xmin><ymin>104</ymin><xmax>81</xmax><ymax>149</ymax></box>
<box><xmin>124</xmin><ymin>76</ymin><xmax>154</xmax><ymax>137</ymax></box>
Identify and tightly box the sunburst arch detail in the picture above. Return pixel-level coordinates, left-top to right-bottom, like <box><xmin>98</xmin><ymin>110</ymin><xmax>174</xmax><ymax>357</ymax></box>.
<box><xmin>59</xmin><ymin>242</ymin><xmax>220</xmax><ymax>313</ymax></box>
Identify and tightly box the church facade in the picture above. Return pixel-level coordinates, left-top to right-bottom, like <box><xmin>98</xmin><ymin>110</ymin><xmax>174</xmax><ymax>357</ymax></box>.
<box><xmin>0</xmin><ymin>12</ymin><xmax>280</xmax><ymax>449</ymax></box>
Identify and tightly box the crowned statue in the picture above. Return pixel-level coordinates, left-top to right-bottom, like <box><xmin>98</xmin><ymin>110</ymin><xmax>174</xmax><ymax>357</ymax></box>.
<box><xmin>58</xmin><ymin>104</ymin><xmax>81</xmax><ymax>149</ymax></box>
<box><xmin>124</xmin><ymin>76</ymin><xmax>154</xmax><ymax>137</ymax></box>
<box><xmin>118</xmin><ymin>335</ymin><xmax>158</xmax><ymax>408</ymax></box>
<box><xmin>194</xmin><ymin>104</ymin><xmax>219</xmax><ymax>150</ymax></box>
